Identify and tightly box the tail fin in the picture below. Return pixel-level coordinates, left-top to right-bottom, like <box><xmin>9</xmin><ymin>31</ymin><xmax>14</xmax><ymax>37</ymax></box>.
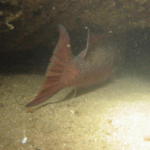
<box><xmin>26</xmin><ymin>25</ymin><xmax>73</xmax><ymax>107</ymax></box>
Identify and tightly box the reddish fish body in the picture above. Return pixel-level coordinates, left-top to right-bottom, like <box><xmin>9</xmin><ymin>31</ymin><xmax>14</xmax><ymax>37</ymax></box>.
<box><xmin>26</xmin><ymin>25</ymin><xmax>119</xmax><ymax>107</ymax></box>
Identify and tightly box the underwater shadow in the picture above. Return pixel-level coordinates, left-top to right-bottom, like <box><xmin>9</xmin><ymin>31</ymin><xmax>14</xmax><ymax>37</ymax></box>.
<box><xmin>27</xmin><ymin>79</ymin><xmax>113</xmax><ymax>112</ymax></box>
<box><xmin>0</xmin><ymin>48</ymin><xmax>52</xmax><ymax>75</ymax></box>
<box><xmin>123</xmin><ymin>27</ymin><xmax>150</xmax><ymax>81</ymax></box>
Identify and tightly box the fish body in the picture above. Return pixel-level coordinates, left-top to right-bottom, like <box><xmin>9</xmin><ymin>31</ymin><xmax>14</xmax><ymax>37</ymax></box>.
<box><xmin>26</xmin><ymin>25</ymin><xmax>119</xmax><ymax>107</ymax></box>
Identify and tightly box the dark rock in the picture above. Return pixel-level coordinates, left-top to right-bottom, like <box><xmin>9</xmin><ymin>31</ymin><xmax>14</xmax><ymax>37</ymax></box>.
<box><xmin>0</xmin><ymin>0</ymin><xmax>149</xmax><ymax>52</ymax></box>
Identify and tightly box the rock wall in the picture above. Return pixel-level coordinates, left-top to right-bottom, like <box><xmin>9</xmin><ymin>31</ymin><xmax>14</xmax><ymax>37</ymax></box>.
<box><xmin>0</xmin><ymin>0</ymin><xmax>149</xmax><ymax>52</ymax></box>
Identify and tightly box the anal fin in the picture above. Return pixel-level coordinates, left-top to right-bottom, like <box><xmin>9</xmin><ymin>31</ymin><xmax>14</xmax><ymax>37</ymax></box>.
<box><xmin>26</xmin><ymin>82</ymin><xmax>63</xmax><ymax>107</ymax></box>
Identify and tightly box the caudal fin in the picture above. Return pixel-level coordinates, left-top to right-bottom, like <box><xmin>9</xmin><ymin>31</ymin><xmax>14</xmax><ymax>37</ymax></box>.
<box><xmin>26</xmin><ymin>25</ymin><xmax>73</xmax><ymax>107</ymax></box>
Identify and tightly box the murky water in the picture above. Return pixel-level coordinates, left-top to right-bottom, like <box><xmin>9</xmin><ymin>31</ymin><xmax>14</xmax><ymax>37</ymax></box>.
<box><xmin>0</xmin><ymin>28</ymin><xmax>149</xmax><ymax>150</ymax></box>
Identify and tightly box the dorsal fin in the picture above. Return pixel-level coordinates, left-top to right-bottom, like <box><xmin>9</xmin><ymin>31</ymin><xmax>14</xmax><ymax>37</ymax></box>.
<box><xmin>78</xmin><ymin>26</ymin><xmax>101</xmax><ymax>59</ymax></box>
<box><xmin>78</xmin><ymin>26</ymin><xmax>90</xmax><ymax>59</ymax></box>
<box><xmin>26</xmin><ymin>25</ymin><xmax>73</xmax><ymax>107</ymax></box>
<box><xmin>79</xmin><ymin>27</ymin><xmax>110</xmax><ymax>61</ymax></box>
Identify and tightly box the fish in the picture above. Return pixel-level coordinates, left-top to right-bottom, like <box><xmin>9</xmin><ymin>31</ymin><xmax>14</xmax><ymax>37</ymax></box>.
<box><xmin>26</xmin><ymin>24</ymin><xmax>120</xmax><ymax>107</ymax></box>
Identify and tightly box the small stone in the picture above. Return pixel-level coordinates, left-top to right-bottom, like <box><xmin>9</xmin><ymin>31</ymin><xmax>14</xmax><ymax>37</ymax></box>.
<box><xmin>21</xmin><ymin>136</ymin><xmax>28</xmax><ymax>144</ymax></box>
<box><xmin>70</xmin><ymin>110</ymin><xmax>75</xmax><ymax>114</ymax></box>
<box><xmin>66</xmin><ymin>44</ymin><xmax>71</xmax><ymax>48</ymax></box>
<box><xmin>52</xmin><ymin>6</ymin><xmax>56</xmax><ymax>10</ymax></box>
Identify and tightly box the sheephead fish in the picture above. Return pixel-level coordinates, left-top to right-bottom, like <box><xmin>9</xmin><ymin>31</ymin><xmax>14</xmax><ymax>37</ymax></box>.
<box><xmin>26</xmin><ymin>25</ymin><xmax>120</xmax><ymax>107</ymax></box>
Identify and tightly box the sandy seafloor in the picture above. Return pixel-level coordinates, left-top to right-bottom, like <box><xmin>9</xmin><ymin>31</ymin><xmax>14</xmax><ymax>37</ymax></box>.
<box><xmin>0</xmin><ymin>61</ymin><xmax>150</xmax><ymax>150</ymax></box>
